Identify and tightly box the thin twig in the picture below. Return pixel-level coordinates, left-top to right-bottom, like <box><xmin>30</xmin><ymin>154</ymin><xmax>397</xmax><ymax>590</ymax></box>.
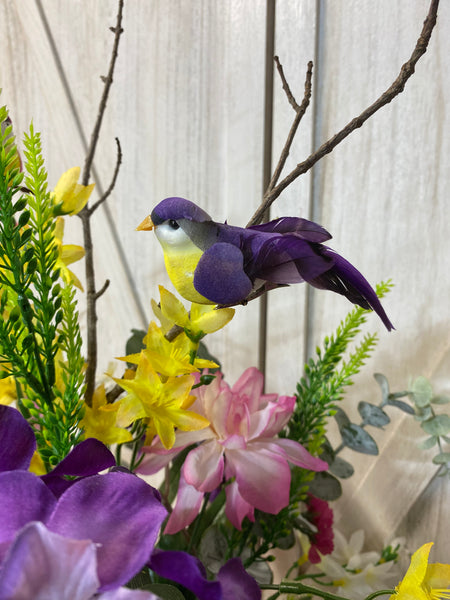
<box><xmin>94</xmin><ymin>279</ymin><xmax>110</xmax><ymax>301</ymax></box>
<box><xmin>247</xmin><ymin>0</ymin><xmax>439</xmax><ymax>227</ymax></box>
<box><xmin>78</xmin><ymin>0</ymin><xmax>125</xmax><ymax>406</ymax></box>
<box><xmin>258</xmin><ymin>58</ymin><xmax>313</xmax><ymax>207</ymax></box>
<box><xmin>88</xmin><ymin>138</ymin><xmax>122</xmax><ymax>215</ymax></box>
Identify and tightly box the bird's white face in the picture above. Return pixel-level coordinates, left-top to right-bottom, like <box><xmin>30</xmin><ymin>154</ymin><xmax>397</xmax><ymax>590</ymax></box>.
<box><xmin>154</xmin><ymin>221</ymin><xmax>198</xmax><ymax>253</ymax></box>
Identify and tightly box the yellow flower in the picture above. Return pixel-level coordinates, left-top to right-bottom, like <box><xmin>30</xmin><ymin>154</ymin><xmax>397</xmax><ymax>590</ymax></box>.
<box><xmin>79</xmin><ymin>384</ymin><xmax>133</xmax><ymax>446</ymax></box>
<box><xmin>121</xmin><ymin>321</ymin><xmax>218</xmax><ymax>377</ymax></box>
<box><xmin>52</xmin><ymin>166</ymin><xmax>95</xmax><ymax>215</ymax></box>
<box><xmin>390</xmin><ymin>543</ymin><xmax>450</xmax><ymax>600</ymax></box>
<box><xmin>157</xmin><ymin>285</ymin><xmax>235</xmax><ymax>340</ymax></box>
<box><xmin>115</xmin><ymin>352</ymin><xmax>209</xmax><ymax>449</ymax></box>
<box><xmin>54</xmin><ymin>217</ymin><xmax>85</xmax><ymax>290</ymax></box>
<box><xmin>29</xmin><ymin>451</ymin><xmax>47</xmax><ymax>475</ymax></box>
<box><xmin>0</xmin><ymin>374</ymin><xmax>17</xmax><ymax>405</ymax></box>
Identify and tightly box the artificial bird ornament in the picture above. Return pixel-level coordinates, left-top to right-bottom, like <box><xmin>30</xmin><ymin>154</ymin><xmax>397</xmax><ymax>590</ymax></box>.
<box><xmin>137</xmin><ymin>197</ymin><xmax>393</xmax><ymax>331</ymax></box>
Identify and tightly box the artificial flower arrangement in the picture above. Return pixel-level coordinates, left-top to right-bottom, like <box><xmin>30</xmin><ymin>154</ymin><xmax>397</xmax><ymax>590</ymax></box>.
<box><xmin>1</xmin><ymin>2</ymin><xmax>449</xmax><ymax>598</ymax></box>
<box><xmin>1</xmin><ymin>105</ymin><xmax>450</xmax><ymax>600</ymax></box>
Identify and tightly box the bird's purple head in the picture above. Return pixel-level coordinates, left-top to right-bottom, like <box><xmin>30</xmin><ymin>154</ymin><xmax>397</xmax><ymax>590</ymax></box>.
<box><xmin>150</xmin><ymin>197</ymin><xmax>212</xmax><ymax>226</ymax></box>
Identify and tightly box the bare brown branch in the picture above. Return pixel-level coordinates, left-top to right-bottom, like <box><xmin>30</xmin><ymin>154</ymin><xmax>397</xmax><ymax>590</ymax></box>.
<box><xmin>88</xmin><ymin>138</ymin><xmax>122</xmax><ymax>215</ymax></box>
<box><xmin>79</xmin><ymin>0</ymin><xmax>124</xmax><ymax>406</ymax></box>
<box><xmin>248</xmin><ymin>0</ymin><xmax>439</xmax><ymax>227</ymax></box>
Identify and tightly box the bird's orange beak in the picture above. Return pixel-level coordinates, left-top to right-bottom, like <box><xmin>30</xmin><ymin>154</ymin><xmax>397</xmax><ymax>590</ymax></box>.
<box><xmin>136</xmin><ymin>215</ymin><xmax>154</xmax><ymax>231</ymax></box>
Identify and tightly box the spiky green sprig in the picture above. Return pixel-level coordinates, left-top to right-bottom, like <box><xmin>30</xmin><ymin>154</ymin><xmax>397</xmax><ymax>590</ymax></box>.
<box><xmin>287</xmin><ymin>282</ymin><xmax>392</xmax><ymax>455</ymax></box>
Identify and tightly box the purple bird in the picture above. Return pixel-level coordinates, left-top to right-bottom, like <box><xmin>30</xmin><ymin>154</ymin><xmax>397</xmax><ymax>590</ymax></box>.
<box><xmin>137</xmin><ymin>197</ymin><xmax>393</xmax><ymax>330</ymax></box>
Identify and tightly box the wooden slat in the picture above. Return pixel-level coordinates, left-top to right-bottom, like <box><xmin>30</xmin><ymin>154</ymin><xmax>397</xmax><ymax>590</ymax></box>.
<box><xmin>308</xmin><ymin>0</ymin><xmax>450</xmax><ymax>558</ymax></box>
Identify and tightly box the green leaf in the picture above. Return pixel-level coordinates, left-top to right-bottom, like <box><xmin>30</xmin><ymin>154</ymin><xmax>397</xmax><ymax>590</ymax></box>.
<box><xmin>334</xmin><ymin>406</ymin><xmax>351</xmax><ymax>429</ymax></box>
<box><xmin>198</xmin><ymin>525</ymin><xmax>228</xmax><ymax>574</ymax></box>
<box><xmin>341</xmin><ymin>424</ymin><xmax>379</xmax><ymax>455</ymax></box>
<box><xmin>141</xmin><ymin>584</ymin><xmax>186</xmax><ymax>600</ymax></box>
<box><xmin>410</xmin><ymin>376</ymin><xmax>433</xmax><ymax>408</ymax></box>
<box><xmin>358</xmin><ymin>401</ymin><xmax>390</xmax><ymax>428</ymax></box>
<box><xmin>387</xmin><ymin>398</ymin><xmax>415</xmax><ymax>414</ymax></box>
<box><xmin>125</xmin><ymin>328</ymin><xmax>146</xmax><ymax>356</ymax></box>
<box><xmin>418</xmin><ymin>436</ymin><xmax>438</xmax><ymax>450</ymax></box>
<box><xmin>432</xmin><ymin>452</ymin><xmax>450</xmax><ymax>465</ymax></box>
<box><xmin>431</xmin><ymin>395</ymin><xmax>450</xmax><ymax>405</ymax></box>
<box><xmin>422</xmin><ymin>415</ymin><xmax>450</xmax><ymax>436</ymax></box>
<box><xmin>373</xmin><ymin>372</ymin><xmax>390</xmax><ymax>403</ymax></box>
<box><xmin>18</xmin><ymin>210</ymin><xmax>30</xmax><ymax>228</ymax></box>
<box><xmin>329</xmin><ymin>456</ymin><xmax>354</xmax><ymax>479</ymax></box>
<box><xmin>307</xmin><ymin>471</ymin><xmax>342</xmax><ymax>500</ymax></box>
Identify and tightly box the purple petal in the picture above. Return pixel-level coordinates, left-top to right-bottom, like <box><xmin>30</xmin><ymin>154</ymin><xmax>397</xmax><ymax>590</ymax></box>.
<box><xmin>149</xmin><ymin>550</ymin><xmax>222</xmax><ymax>600</ymax></box>
<box><xmin>217</xmin><ymin>558</ymin><xmax>261</xmax><ymax>600</ymax></box>
<box><xmin>0</xmin><ymin>406</ymin><xmax>36</xmax><ymax>472</ymax></box>
<box><xmin>47</xmin><ymin>472</ymin><xmax>167</xmax><ymax>591</ymax></box>
<box><xmin>0</xmin><ymin>471</ymin><xmax>56</xmax><ymax>562</ymax></box>
<box><xmin>0</xmin><ymin>522</ymin><xmax>99</xmax><ymax>600</ymax></box>
<box><xmin>100</xmin><ymin>589</ymin><xmax>161</xmax><ymax>600</ymax></box>
<box><xmin>194</xmin><ymin>243</ymin><xmax>253</xmax><ymax>304</ymax></box>
<box><xmin>41</xmin><ymin>439</ymin><xmax>116</xmax><ymax>497</ymax></box>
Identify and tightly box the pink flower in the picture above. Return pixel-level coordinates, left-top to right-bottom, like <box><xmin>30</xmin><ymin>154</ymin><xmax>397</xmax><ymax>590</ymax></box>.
<box><xmin>138</xmin><ymin>367</ymin><xmax>327</xmax><ymax>532</ymax></box>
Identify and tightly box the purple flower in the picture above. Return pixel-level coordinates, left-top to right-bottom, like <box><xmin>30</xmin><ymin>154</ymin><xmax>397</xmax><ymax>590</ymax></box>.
<box><xmin>149</xmin><ymin>550</ymin><xmax>261</xmax><ymax>600</ymax></box>
<box><xmin>0</xmin><ymin>522</ymin><xmax>160</xmax><ymax>599</ymax></box>
<box><xmin>138</xmin><ymin>368</ymin><xmax>327</xmax><ymax>532</ymax></box>
<box><xmin>0</xmin><ymin>405</ymin><xmax>167</xmax><ymax>595</ymax></box>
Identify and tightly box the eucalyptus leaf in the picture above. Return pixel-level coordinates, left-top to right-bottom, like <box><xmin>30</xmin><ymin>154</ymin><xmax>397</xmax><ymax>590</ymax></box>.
<box><xmin>275</xmin><ymin>530</ymin><xmax>296</xmax><ymax>550</ymax></box>
<box><xmin>141</xmin><ymin>583</ymin><xmax>186</xmax><ymax>600</ymax></box>
<box><xmin>329</xmin><ymin>456</ymin><xmax>354</xmax><ymax>479</ymax></box>
<box><xmin>358</xmin><ymin>401</ymin><xmax>390</xmax><ymax>428</ymax></box>
<box><xmin>374</xmin><ymin>372</ymin><xmax>390</xmax><ymax>403</ymax></box>
<box><xmin>319</xmin><ymin>438</ymin><xmax>335</xmax><ymax>466</ymax></box>
<box><xmin>387</xmin><ymin>398</ymin><xmax>415</xmax><ymax>415</ymax></box>
<box><xmin>418</xmin><ymin>436</ymin><xmax>438</xmax><ymax>450</ymax></box>
<box><xmin>334</xmin><ymin>406</ymin><xmax>351</xmax><ymax>430</ymax></box>
<box><xmin>198</xmin><ymin>525</ymin><xmax>228</xmax><ymax>574</ymax></box>
<box><xmin>410</xmin><ymin>376</ymin><xmax>433</xmax><ymax>408</ymax></box>
<box><xmin>341</xmin><ymin>424</ymin><xmax>378</xmax><ymax>455</ymax></box>
<box><xmin>245</xmin><ymin>555</ymin><xmax>273</xmax><ymax>585</ymax></box>
<box><xmin>422</xmin><ymin>415</ymin><xmax>450</xmax><ymax>436</ymax></box>
<box><xmin>307</xmin><ymin>471</ymin><xmax>342</xmax><ymax>500</ymax></box>
<box><xmin>432</xmin><ymin>452</ymin><xmax>450</xmax><ymax>465</ymax></box>
<box><xmin>431</xmin><ymin>395</ymin><xmax>450</xmax><ymax>405</ymax></box>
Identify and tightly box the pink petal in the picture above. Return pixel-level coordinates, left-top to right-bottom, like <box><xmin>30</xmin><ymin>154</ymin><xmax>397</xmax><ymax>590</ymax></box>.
<box><xmin>183</xmin><ymin>441</ymin><xmax>224</xmax><ymax>492</ymax></box>
<box><xmin>248</xmin><ymin>395</ymin><xmax>295</xmax><ymax>439</ymax></box>
<box><xmin>272</xmin><ymin>438</ymin><xmax>328</xmax><ymax>471</ymax></box>
<box><xmin>164</xmin><ymin>472</ymin><xmax>204</xmax><ymax>534</ymax></box>
<box><xmin>225</xmin><ymin>444</ymin><xmax>290</xmax><ymax>514</ymax></box>
<box><xmin>224</xmin><ymin>480</ymin><xmax>254</xmax><ymax>530</ymax></box>
<box><xmin>231</xmin><ymin>367</ymin><xmax>264</xmax><ymax>412</ymax></box>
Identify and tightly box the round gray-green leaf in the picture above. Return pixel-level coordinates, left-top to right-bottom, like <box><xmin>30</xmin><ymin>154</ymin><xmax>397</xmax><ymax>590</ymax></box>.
<box><xmin>422</xmin><ymin>415</ymin><xmax>450</xmax><ymax>436</ymax></box>
<box><xmin>358</xmin><ymin>402</ymin><xmax>390</xmax><ymax>428</ymax></box>
<box><xmin>410</xmin><ymin>376</ymin><xmax>433</xmax><ymax>408</ymax></box>
<box><xmin>341</xmin><ymin>424</ymin><xmax>379</xmax><ymax>455</ymax></box>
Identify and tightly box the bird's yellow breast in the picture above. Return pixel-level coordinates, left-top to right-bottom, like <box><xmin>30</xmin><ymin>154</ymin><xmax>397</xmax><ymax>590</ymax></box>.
<box><xmin>162</xmin><ymin>247</ymin><xmax>213</xmax><ymax>305</ymax></box>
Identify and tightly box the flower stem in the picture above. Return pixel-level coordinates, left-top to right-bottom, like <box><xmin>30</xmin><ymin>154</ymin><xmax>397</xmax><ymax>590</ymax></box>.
<box><xmin>261</xmin><ymin>579</ymin><xmax>351</xmax><ymax>600</ymax></box>
<box><xmin>364</xmin><ymin>591</ymin><xmax>394</xmax><ymax>600</ymax></box>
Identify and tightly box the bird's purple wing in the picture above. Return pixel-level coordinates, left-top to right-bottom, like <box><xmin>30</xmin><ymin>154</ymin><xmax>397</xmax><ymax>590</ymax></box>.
<box><xmin>308</xmin><ymin>248</ymin><xmax>394</xmax><ymax>331</ymax></box>
<box><xmin>248</xmin><ymin>217</ymin><xmax>331</xmax><ymax>243</ymax></box>
<box><xmin>193</xmin><ymin>243</ymin><xmax>253</xmax><ymax>305</ymax></box>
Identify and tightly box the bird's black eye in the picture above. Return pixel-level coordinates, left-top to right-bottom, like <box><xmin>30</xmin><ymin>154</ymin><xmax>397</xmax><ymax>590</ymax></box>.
<box><xmin>168</xmin><ymin>219</ymin><xmax>180</xmax><ymax>230</ymax></box>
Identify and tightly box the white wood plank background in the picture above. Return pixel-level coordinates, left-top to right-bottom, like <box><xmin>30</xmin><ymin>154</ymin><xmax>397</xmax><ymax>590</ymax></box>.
<box><xmin>0</xmin><ymin>0</ymin><xmax>448</xmax><ymax>565</ymax></box>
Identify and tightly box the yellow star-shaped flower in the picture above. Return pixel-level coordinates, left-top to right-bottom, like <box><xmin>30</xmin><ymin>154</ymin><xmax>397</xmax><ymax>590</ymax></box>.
<box><xmin>52</xmin><ymin>166</ymin><xmax>95</xmax><ymax>215</ymax></box>
<box><xmin>80</xmin><ymin>384</ymin><xmax>133</xmax><ymax>446</ymax></box>
<box><xmin>54</xmin><ymin>217</ymin><xmax>85</xmax><ymax>290</ymax></box>
<box><xmin>121</xmin><ymin>321</ymin><xmax>218</xmax><ymax>378</ymax></box>
<box><xmin>390</xmin><ymin>542</ymin><xmax>450</xmax><ymax>600</ymax></box>
<box><xmin>156</xmin><ymin>285</ymin><xmax>235</xmax><ymax>341</ymax></box>
<box><xmin>115</xmin><ymin>353</ymin><xmax>209</xmax><ymax>449</ymax></box>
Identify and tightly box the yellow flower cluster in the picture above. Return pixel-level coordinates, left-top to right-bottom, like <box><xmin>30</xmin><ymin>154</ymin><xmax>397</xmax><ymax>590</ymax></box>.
<box><xmin>81</xmin><ymin>287</ymin><xmax>234</xmax><ymax>450</ymax></box>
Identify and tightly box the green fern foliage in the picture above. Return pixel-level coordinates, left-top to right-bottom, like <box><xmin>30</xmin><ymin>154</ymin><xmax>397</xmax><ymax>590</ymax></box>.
<box><xmin>0</xmin><ymin>106</ymin><xmax>85</xmax><ymax>468</ymax></box>
<box><xmin>287</xmin><ymin>281</ymin><xmax>393</xmax><ymax>455</ymax></box>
